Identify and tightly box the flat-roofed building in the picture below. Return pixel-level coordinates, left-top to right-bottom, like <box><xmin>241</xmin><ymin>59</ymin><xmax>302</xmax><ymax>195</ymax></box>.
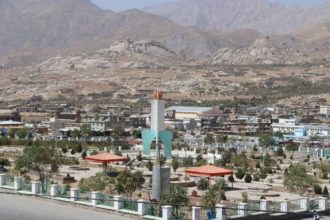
<box><xmin>320</xmin><ymin>105</ymin><xmax>330</xmax><ymax>116</ymax></box>
<box><xmin>165</xmin><ymin>106</ymin><xmax>213</xmax><ymax>120</ymax></box>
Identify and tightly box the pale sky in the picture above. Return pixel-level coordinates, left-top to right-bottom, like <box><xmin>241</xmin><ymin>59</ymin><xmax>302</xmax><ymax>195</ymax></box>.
<box><xmin>90</xmin><ymin>0</ymin><xmax>330</xmax><ymax>11</ymax></box>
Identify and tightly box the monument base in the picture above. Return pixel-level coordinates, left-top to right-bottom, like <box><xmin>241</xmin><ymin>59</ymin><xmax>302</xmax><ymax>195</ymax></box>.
<box><xmin>151</xmin><ymin>165</ymin><xmax>171</xmax><ymax>201</ymax></box>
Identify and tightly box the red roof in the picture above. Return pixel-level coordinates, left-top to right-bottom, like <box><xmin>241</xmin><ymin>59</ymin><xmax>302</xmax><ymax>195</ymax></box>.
<box><xmin>85</xmin><ymin>152</ymin><xmax>127</xmax><ymax>163</ymax></box>
<box><xmin>186</xmin><ymin>165</ymin><xmax>233</xmax><ymax>177</ymax></box>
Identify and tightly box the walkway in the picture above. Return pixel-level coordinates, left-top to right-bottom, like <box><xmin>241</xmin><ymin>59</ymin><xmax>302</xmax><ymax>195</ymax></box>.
<box><xmin>0</xmin><ymin>193</ymin><xmax>130</xmax><ymax>220</ymax></box>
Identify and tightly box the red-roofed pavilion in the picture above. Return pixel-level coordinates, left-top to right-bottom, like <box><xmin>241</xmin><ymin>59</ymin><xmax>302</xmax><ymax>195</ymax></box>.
<box><xmin>85</xmin><ymin>152</ymin><xmax>128</xmax><ymax>170</ymax></box>
<box><xmin>186</xmin><ymin>165</ymin><xmax>233</xmax><ymax>185</ymax></box>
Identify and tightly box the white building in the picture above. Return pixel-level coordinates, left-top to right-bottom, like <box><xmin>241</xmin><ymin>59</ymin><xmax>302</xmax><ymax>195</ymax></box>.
<box><xmin>165</xmin><ymin>106</ymin><xmax>213</xmax><ymax>120</ymax></box>
<box><xmin>320</xmin><ymin>105</ymin><xmax>330</xmax><ymax>116</ymax></box>
<box><xmin>272</xmin><ymin>118</ymin><xmax>330</xmax><ymax>137</ymax></box>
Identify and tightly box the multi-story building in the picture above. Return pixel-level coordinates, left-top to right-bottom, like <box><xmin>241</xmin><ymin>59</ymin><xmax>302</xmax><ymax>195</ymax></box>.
<box><xmin>320</xmin><ymin>105</ymin><xmax>330</xmax><ymax>116</ymax></box>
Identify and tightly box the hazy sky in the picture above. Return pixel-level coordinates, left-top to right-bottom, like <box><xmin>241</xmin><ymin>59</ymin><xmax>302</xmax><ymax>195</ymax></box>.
<box><xmin>90</xmin><ymin>0</ymin><xmax>330</xmax><ymax>11</ymax></box>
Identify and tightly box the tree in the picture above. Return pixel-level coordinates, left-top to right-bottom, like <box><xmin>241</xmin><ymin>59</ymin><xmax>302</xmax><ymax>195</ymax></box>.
<box><xmin>285</xmin><ymin>142</ymin><xmax>299</xmax><ymax>158</ymax></box>
<box><xmin>133</xmin><ymin>130</ymin><xmax>142</xmax><ymax>139</ymax></box>
<box><xmin>244</xmin><ymin>174</ymin><xmax>252</xmax><ymax>183</ymax></box>
<box><xmin>115</xmin><ymin>170</ymin><xmax>145</xmax><ymax>199</ymax></box>
<box><xmin>172</xmin><ymin>157</ymin><xmax>180</xmax><ymax>173</ymax></box>
<box><xmin>204</xmin><ymin>133</ymin><xmax>214</xmax><ymax>145</ymax></box>
<box><xmin>258</xmin><ymin>134</ymin><xmax>274</xmax><ymax>148</ymax></box>
<box><xmin>146</xmin><ymin>160</ymin><xmax>153</xmax><ymax>171</ymax></box>
<box><xmin>161</xmin><ymin>184</ymin><xmax>189</xmax><ymax>207</ymax></box>
<box><xmin>70</xmin><ymin>129</ymin><xmax>81</xmax><ymax>139</ymax></box>
<box><xmin>318</xmin><ymin>162</ymin><xmax>330</xmax><ymax>179</ymax></box>
<box><xmin>159</xmin><ymin>155</ymin><xmax>167</xmax><ymax>167</ymax></box>
<box><xmin>15</xmin><ymin>145</ymin><xmax>61</xmax><ymax>189</ymax></box>
<box><xmin>0</xmin><ymin>155</ymin><xmax>10</xmax><ymax>167</ymax></box>
<box><xmin>235</xmin><ymin>168</ymin><xmax>245</xmax><ymax>179</ymax></box>
<box><xmin>241</xmin><ymin>192</ymin><xmax>248</xmax><ymax>203</ymax></box>
<box><xmin>78</xmin><ymin>173</ymin><xmax>112</xmax><ymax>192</ymax></box>
<box><xmin>314</xmin><ymin>184</ymin><xmax>322</xmax><ymax>195</ymax></box>
<box><xmin>183</xmin><ymin>156</ymin><xmax>194</xmax><ymax>167</ymax></box>
<box><xmin>228</xmin><ymin>175</ymin><xmax>234</xmax><ymax>188</ymax></box>
<box><xmin>197</xmin><ymin>178</ymin><xmax>209</xmax><ymax>193</ymax></box>
<box><xmin>283</xmin><ymin>164</ymin><xmax>317</xmax><ymax>194</ymax></box>
<box><xmin>136</xmin><ymin>151</ymin><xmax>143</xmax><ymax>161</ymax></box>
<box><xmin>196</xmin><ymin>154</ymin><xmax>207</xmax><ymax>166</ymax></box>
<box><xmin>216</xmin><ymin>134</ymin><xmax>228</xmax><ymax>144</ymax></box>
<box><xmin>202</xmin><ymin>180</ymin><xmax>227</xmax><ymax>206</ymax></box>
<box><xmin>323</xmin><ymin>186</ymin><xmax>329</xmax><ymax>198</ymax></box>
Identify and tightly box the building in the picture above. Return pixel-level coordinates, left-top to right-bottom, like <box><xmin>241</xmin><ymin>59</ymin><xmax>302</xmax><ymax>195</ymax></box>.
<box><xmin>320</xmin><ymin>105</ymin><xmax>330</xmax><ymax>116</ymax></box>
<box><xmin>272</xmin><ymin>117</ymin><xmax>330</xmax><ymax>137</ymax></box>
<box><xmin>165</xmin><ymin>106</ymin><xmax>213</xmax><ymax>120</ymax></box>
<box><xmin>89</xmin><ymin>113</ymin><xmax>123</xmax><ymax>132</ymax></box>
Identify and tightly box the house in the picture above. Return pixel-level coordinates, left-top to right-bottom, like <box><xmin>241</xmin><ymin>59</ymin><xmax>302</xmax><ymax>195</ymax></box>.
<box><xmin>165</xmin><ymin>106</ymin><xmax>213</xmax><ymax>120</ymax></box>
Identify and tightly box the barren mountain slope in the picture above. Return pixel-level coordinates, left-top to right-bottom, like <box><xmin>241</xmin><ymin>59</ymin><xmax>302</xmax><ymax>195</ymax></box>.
<box><xmin>0</xmin><ymin>0</ymin><xmax>230</xmax><ymax>66</ymax></box>
<box><xmin>146</xmin><ymin>0</ymin><xmax>330</xmax><ymax>34</ymax></box>
<box><xmin>209</xmin><ymin>36</ymin><xmax>309</xmax><ymax>65</ymax></box>
<box><xmin>38</xmin><ymin>40</ymin><xmax>183</xmax><ymax>71</ymax></box>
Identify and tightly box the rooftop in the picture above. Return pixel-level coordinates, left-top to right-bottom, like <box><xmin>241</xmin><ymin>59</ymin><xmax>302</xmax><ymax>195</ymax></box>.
<box><xmin>166</xmin><ymin>106</ymin><xmax>213</xmax><ymax>113</ymax></box>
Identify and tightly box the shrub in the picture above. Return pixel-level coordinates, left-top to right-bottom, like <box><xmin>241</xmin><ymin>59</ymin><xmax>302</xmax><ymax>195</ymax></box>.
<box><xmin>71</xmin><ymin>149</ymin><xmax>75</xmax><ymax>155</ymax></box>
<box><xmin>244</xmin><ymin>174</ymin><xmax>252</xmax><ymax>183</ymax></box>
<box><xmin>235</xmin><ymin>168</ymin><xmax>245</xmax><ymax>180</ymax></box>
<box><xmin>228</xmin><ymin>175</ymin><xmax>235</xmax><ymax>183</ymax></box>
<box><xmin>62</xmin><ymin>148</ymin><xmax>68</xmax><ymax>154</ymax></box>
<box><xmin>323</xmin><ymin>186</ymin><xmax>329</xmax><ymax>198</ymax></box>
<box><xmin>314</xmin><ymin>184</ymin><xmax>322</xmax><ymax>195</ymax></box>
<box><xmin>253</xmin><ymin>174</ymin><xmax>260</xmax><ymax>182</ymax></box>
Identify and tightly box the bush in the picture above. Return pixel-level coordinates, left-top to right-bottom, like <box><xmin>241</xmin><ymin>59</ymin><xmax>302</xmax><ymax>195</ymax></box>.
<box><xmin>71</xmin><ymin>149</ymin><xmax>76</xmax><ymax>155</ymax></box>
<box><xmin>62</xmin><ymin>148</ymin><xmax>68</xmax><ymax>154</ymax></box>
<box><xmin>323</xmin><ymin>186</ymin><xmax>329</xmax><ymax>198</ymax></box>
<box><xmin>228</xmin><ymin>175</ymin><xmax>235</xmax><ymax>183</ymax></box>
<box><xmin>81</xmin><ymin>151</ymin><xmax>87</xmax><ymax>159</ymax></box>
<box><xmin>314</xmin><ymin>184</ymin><xmax>322</xmax><ymax>195</ymax></box>
<box><xmin>235</xmin><ymin>168</ymin><xmax>245</xmax><ymax>180</ymax></box>
<box><xmin>244</xmin><ymin>174</ymin><xmax>252</xmax><ymax>183</ymax></box>
<box><xmin>253</xmin><ymin>174</ymin><xmax>260</xmax><ymax>181</ymax></box>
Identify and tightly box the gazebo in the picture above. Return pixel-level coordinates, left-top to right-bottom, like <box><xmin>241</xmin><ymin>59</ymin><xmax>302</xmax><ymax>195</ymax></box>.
<box><xmin>185</xmin><ymin>164</ymin><xmax>234</xmax><ymax>185</ymax></box>
<box><xmin>85</xmin><ymin>152</ymin><xmax>128</xmax><ymax>171</ymax></box>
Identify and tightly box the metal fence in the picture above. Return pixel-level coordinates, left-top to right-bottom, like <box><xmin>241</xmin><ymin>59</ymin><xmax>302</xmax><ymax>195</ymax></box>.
<box><xmin>99</xmin><ymin>194</ymin><xmax>114</xmax><ymax>207</ymax></box>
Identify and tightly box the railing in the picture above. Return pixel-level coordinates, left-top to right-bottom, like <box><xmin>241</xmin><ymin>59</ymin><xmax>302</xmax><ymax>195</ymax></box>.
<box><xmin>123</xmin><ymin>199</ymin><xmax>138</xmax><ymax>212</ymax></box>
<box><xmin>248</xmin><ymin>200</ymin><xmax>260</xmax><ymax>215</ymax></box>
<box><xmin>269</xmin><ymin>201</ymin><xmax>282</xmax><ymax>213</ymax></box>
<box><xmin>1</xmin><ymin>174</ymin><xmax>329</xmax><ymax>220</ymax></box>
<box><xmin>225</xmin><ymin>206</ymin><xmax>238</xmax><ymax>217</ymax></box>
<box><xmin>200</xmin><ymin>207</ymin><xmax>215</xmax><ymax>220</ymax></box>
<box><xmin>99</xmin><ymin>194</ymin><xmax>114</xmax><ymax>207</ymax></box>
<box><xmin>145</xmin><ymin>202</ymin><xmax>162</xmax><ymax>218</ymax></box>
<box><xmin>5</xmin><ymin>175</ymin><xmax>14</xmax><ymax>187</ymax></box>
<box><xmin>289</xmin><ymin>199</ymin><xmax>302</xmax><ymax>212</ymax></box>
<box><xmin>21</xmin><ymin>179</ymin><xmax>32</xmax><ymax>192</ymax></box>
<box><xmin>310</xmin><ymin>198</ymin><xmax>320</xmax><ymax>210</ymax></box>
<box><xmin>77</xmin><ymin>191</ymin><xmax>91</xmax><ymax>203</ymax></box>
<box><xmin>58</xmin><ymin>185</ymin><xmax>70</xmax><ymax>198</ymax></box>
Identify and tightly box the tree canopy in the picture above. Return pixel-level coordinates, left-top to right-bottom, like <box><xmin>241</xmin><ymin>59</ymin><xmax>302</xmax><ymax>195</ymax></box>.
<box><xmin>15</xmin><ymin>145</ymin><xmax>62</xmax><ymax>183</ymax></box>
<box><xmin>283</xmin><ymin>164</ymin><xmax>317</xmax><ymax>194</ymax></box>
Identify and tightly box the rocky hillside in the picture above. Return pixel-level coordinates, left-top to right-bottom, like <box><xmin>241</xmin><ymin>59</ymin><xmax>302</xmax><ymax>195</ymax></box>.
<box><xmin>0</xmin><ymin>0</ymin><xmax>233</xmax><ymax>66</ymax></box>
<box><xmin>209</xmin><ymin>36</ymin><xmax>309</xmax><ymax>65</ymax></box>
<box><xmin>38</xmin><ymin>40</ymin><xmax>182</xmax><ymax>70</ymax></box>
<box><xmin>146</xmin><ymin>0</ymin><xmax>330</xmax><ymax>34</ymax></box>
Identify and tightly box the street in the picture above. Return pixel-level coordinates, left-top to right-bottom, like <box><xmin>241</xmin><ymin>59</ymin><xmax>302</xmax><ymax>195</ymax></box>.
<box><xmin>0</xmin><ymin>193</ymin><xmax>130</xmax><ymax>220</ymax></box>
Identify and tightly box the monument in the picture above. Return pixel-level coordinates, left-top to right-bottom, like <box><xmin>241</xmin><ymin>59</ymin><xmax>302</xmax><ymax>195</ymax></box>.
<box><xmin>142</xmin><ymin>90</ymin><xmax>173</xmax><ymax>200</ymax></box>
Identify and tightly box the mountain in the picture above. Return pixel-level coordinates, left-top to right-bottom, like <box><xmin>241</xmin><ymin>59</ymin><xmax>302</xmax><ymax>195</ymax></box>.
<box><xmin>209</xmin><ymin>36</ymin><xmax>309</xmax><ymax>65</ymax></box>
<box><xmin>0</xmin><ymin>0</ymin><xmax>235</xmax><ymax>66</ymax></box>
<box><xmin>38</xmin><ymin>39</ymin><xmax>183</xmax><ymax>70</ymax></box>
<box><xmin>145</xmin><ymin>0</ymin><xmax>330</xmax><ymax>34</ymax></box>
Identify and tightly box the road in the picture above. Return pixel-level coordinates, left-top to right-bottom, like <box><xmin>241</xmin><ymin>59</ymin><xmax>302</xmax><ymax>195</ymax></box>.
<box><xmin>0</xmin><ymin>193</ymin><xmax>130</xmax><ymax>220</ymax></box>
